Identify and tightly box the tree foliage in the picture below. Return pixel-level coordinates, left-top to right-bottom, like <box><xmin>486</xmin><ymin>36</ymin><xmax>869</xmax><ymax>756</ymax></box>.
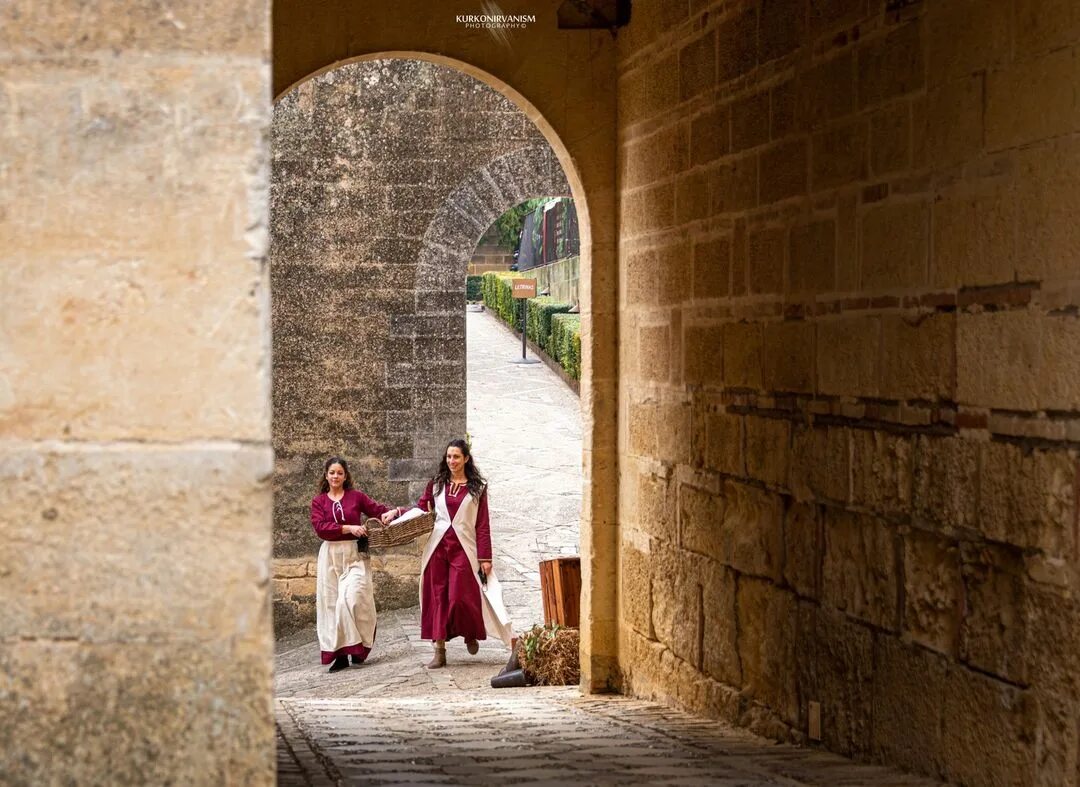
<box><xmin>494</xmin><ymin>198</ymin><xmax>549</xmax><ymax>251</ymax></box>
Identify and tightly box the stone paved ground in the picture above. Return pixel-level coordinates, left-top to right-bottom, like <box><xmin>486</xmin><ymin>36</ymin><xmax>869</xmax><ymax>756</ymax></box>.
<box><xmin>460</xmin><ymin>305</ymin><xmax>583</xmax><ymax>631</ymax></box>
<box><xmin>277</xmin><ymin>691</ymin><xmax>943</xmax><ymax>786</ymax></box>
<box><xmin>275</xmin><ymin>309</ymin><xmax>940</xmax><ymax>786</ymax></box>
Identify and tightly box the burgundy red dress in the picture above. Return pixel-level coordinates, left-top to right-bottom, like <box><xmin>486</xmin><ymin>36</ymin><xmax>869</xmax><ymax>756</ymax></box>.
<box><xmin>310</xmin><ymin>488</ymin><xmax>393</xmax><ymax>665</ymax></box>
<box><xmin>416</xmin><ymin>480</ymin><xmax>492</xmax><ymax>642</ymax></box>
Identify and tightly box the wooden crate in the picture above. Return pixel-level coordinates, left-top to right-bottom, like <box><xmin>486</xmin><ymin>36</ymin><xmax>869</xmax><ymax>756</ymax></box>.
<box><xmin>539</xmin><ymin>556</ymin><xmax>581</xmax><ymax>627</ymax></box>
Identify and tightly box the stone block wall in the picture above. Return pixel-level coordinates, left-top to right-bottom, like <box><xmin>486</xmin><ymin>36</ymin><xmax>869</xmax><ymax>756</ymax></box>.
<box><xmin>534</xmin><ymin>255</ymin><xmax>581</xmax><ymax>306</ymax></box>
<box><xmin>469</xmin><ymin>225</ymin><xmax>514</xmax><ymax>274</ymax></box>
<box><xmin>0</xmin><ymin>1</ymin><xmax>275</xmax><ymax>782</ymax></box>
<box><xmin>617</xmin><ymin>1</ymin><xmax>1080</xmax><ymax>783</ymax></box>
<box><xmin>273</xmin><ymin>542</ymin><xmax>424</xmax><ymax>632</ymax></box>
<box><xmin>469</xmin><ymin>248</ymin><xmax>515</xmax><ymax>275</ymax></box>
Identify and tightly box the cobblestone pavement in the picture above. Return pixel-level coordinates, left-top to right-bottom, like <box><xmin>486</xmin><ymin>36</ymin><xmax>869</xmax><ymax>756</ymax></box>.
<box><xmin>276</xmin><ymin>683</ymin><xmax>941</xmax><ymax>786</ymax></box>
<box><xmin>275</xmin><ymin>309</ymin><xmax>939</xmax><ymax>786</ymax></box>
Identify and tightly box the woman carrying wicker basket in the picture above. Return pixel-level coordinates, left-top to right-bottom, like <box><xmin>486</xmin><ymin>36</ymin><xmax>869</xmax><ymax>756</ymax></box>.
<box><xmin>381</xmin><ymin>438</ymin><xmax>513</xmax><ymax>668</ymax></box>
<box><xmin>311</xmin><ymin>456</ymin><xmax>396</xmax><ymax>673</ymax></box>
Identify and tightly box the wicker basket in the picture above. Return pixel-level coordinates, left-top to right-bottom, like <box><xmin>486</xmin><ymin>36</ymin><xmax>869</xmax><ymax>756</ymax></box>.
<box><xmin>364</xmin><ymin>510</ymin><xmax>436</xmax><ymax>549</ymax></box>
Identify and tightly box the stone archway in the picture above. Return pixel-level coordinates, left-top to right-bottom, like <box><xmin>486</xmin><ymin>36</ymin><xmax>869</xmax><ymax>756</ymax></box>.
<box><xmin>5</xmin><ymin>5</ymin><xmax>632</xmax><ymax>781</ymax></box>
<box><xmin>270</xmin><ymin>58</ymin><xmax>578</xmax><ymax>635</ymax></box>
<box><xmin>414</xmin><ymin>145</ymin><xmax>570</xmax><ymax>292</ymax></box>
<box><xmin>272</xmin><ymin>47</ymin><xmax>617</xmax><ymax>694</ymax></box>
<box><xmin>409</xmin><ymin>142</ymin><xmax>570</xmax><ymax>462</ymax></box>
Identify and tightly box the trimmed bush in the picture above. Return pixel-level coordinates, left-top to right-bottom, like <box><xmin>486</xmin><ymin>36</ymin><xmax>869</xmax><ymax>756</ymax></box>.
<box><xmin>466</xmin><ymin>274</ymin><xmax>483</xmax><ymax>302</ymax></box>
<box><xmin>481</xmin><ymin>271</ymin><xmax>523</xmax><ymax>326</ymax></box>
<box><xmin>481</xmin><ymin>272</ymin><xmax>581</xmax><ymax>382</ymax></box>
<box><xmin>550</xmin><ymin>313</ymin><xmax>582</xmax><ymax>380</ymax></box>
<box><xmin>525</xmin><ymin>296</ymin><xmax>572</xmax><ymax>352</ymax></box>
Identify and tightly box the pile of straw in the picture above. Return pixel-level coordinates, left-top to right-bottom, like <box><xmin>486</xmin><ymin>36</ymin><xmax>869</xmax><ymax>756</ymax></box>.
<box><xmin>518</xmin><ymin>624</ymin><xmax>580</xmax><ymax>686</ymax></box>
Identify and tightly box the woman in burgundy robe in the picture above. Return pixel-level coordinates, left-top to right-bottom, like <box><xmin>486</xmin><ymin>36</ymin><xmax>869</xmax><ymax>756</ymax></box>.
<box><xmin>383</xmin><ymin>439</ymin><xmax>513</xmax><ymax>668</ymax></box>
<box><xmin>311</xmin><ymin>456</ymin><xmax>395</xmax><ymax>672</ymax></box>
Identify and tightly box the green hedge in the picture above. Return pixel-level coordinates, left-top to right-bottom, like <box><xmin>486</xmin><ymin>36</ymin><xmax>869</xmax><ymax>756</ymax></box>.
<box><xmin>481</xmin><ymin>271</ymin><xmax>581</xmax><ymax>381</ymax></box>
<box><xmin>525</xmin><ymin>296</ymin><xmax>572</xmax><ymax>352</ymax></box>
<box><xmin>481</xmin><ymin>272</ymin><xmax>523</xmax><ymax>326</ymax></box>
<box><xmin>466</xmin><ymin>274</ymin><xmax>484</xmax><ymax>302</ymax></box>
<box><xmin>550</xmin><ymin>313</ymin><xmax>582</xmax><ymax>381</ymax></box>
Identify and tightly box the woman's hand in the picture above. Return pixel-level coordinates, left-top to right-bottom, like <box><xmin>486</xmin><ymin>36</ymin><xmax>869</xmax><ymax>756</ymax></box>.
<box><xmin>380</xmin><ymin>508</ymin><xmax>399</xmax><ymax>525</ymax></box>
<box><xmin>479</xmin><ymin>560</ymin><xmax>492</xmax><ymax>576</ymax></box>
<box><xmin>355</xmin><ymin>523</ymin><xmax>368</xmax><ymax>537</ymax></box>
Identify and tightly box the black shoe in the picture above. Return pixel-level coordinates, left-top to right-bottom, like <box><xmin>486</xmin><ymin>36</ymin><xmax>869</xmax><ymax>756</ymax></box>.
<box><xmin>351</xmin><ymin>654</ymin><xmax>367</xmax><ymax>666</ymax></box>
<box><xmin>497</xmin><ymin>646</ymin><xmax>520</xmax><ymax>677</ymax></box>
<box><xmin>491</xmin><ymin>668</ymin><xmax>528</xmax><ymax>688</ymax></box>
<box><xmin>328</xmin><ymin>656</ymin><xmax>349</xmax><ymax>673</ymax></box>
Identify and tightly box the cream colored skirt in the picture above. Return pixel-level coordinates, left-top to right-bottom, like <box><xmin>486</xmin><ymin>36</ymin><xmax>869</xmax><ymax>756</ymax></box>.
<box><xmin>316</xmin><ymin>540</ymin><xmax>376</xmax><ymax>654</ymax></box>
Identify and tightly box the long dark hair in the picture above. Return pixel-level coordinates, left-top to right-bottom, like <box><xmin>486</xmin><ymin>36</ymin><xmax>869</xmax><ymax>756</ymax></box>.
<box><xmin>433</xmin><ymin>439</ymin><xmax>486</xmax><ymax>499</ymax></box>
<box><xmin>318</xmin><ymin>456</ymin><xmax>354</xmax><ymax>495</ymax></box>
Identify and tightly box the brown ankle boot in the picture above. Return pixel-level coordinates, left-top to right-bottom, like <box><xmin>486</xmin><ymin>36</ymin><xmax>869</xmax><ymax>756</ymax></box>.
<box><xmin>426</xmin><ymin>642</ymin><xmax>446</xmax><ymax>669</ymax></box>
<box><xmin>465</xmin><ymin>638</ymin><xmax>479</xmax><ymax>655</ymax></box>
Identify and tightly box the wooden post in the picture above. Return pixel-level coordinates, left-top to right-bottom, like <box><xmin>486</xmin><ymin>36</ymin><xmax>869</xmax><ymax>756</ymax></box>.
<box><xmin>510</xmin><ymin>278</ymin><xmax>539</xmax><ymax>365</ymax></box>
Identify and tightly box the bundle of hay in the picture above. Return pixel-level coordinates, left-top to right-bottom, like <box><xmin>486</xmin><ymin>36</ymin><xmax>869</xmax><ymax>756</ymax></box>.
<box><xmin>518</xmin><ymin>624</ymin><xmax>579</xmax><ymax>685</ymax></box>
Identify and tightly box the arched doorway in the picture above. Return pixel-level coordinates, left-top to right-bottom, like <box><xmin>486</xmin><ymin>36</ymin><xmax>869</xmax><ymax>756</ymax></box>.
<box><xmin>269</xmin><ymin>52</ymin><xmax>610</xmax><ymax>687</ymax></box>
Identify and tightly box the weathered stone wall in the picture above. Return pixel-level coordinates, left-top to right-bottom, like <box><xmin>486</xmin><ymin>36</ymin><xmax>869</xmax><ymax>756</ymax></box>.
<box><xmin>534</xmin><ymin>255</ymin><xmax>581</xmax><ymax>306</ymax></box>
<box><xmin>618</xmin><ymin>1</ymin><xmax>1080</xmax><ymax>783</ymax></box>
<box><xmin>469</xmin><ymin>225</ymin><xmax>514</xmax><ymax>275</ymax></box>
<box><xmin>273</xmin><ymin>545</ymin><xmax>424</xmax><ymax>633</ymax></box>
<box><xmin>270</xmin><ymin>59</ymin><xmax>569</xmax><ymax>629</ymax></box>
<box><xmin>0</xmin><ymin>2</ymin><xmax>275</xmax><ymax>783</ymax></box>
